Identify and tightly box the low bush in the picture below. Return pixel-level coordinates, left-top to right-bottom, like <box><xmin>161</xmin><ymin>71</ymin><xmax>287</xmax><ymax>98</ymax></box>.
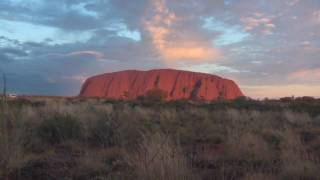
<box><xmin>144</xmin><ymin>89</ymin><xmax>168</xmax><ymax>102</ymax></box>
<box><xmin>85</xmin><ymin>118</ymin><xmax>117</xmax><ymax>148</ymax></box>
<box><xmin>36</xmin><ymin>114</ymin><xmax>82</xmax><ymax>144</ymax></box>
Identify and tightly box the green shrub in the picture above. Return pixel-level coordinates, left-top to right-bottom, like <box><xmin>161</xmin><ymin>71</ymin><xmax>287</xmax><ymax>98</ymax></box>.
<box><xmin>144</xmin><ymin>89</ymin><xmax>168</xmax><ymax>102</ymax></box>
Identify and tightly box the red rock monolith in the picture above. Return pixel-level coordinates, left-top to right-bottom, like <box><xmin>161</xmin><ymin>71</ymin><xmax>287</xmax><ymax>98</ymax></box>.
<box><xmin>79</xmin><ymin>69</ymin><xmax>244</xmax><ymax>100</ymax></box>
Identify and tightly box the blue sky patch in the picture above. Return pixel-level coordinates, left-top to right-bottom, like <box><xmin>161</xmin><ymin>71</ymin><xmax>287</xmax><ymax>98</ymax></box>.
<box><xmin>106</xmin><ymin>23</ymin><xmax>141</xmax><ymax>41</ymax></box>
<box><xmin>203</xmin><ymin>17</ymin><xmax>250</xmax><ymax>46</ymax></box>
<box><xmin>0</xmin><ymin>19</ymin><xmax>93</xmax><ymax>44</ymax></box>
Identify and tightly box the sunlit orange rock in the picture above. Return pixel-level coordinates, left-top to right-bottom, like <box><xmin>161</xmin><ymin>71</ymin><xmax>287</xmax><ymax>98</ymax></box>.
<box><xmin>79</xmin><ymin>69</ymin><xmax>244</xmax><ymax>100</ymax></box>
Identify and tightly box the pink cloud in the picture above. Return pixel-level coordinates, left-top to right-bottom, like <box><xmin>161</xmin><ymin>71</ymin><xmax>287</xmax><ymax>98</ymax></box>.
<box><xmin>143</xmin><ymin>0</ymin><xmax>222</xmax><ymax>64</ymax></box>
<box><xmin>241</xmin><ymin>13</ymin><xmax>276</xmax><ymax>35</ymax></box>
<box><xmin>290</xmin><ymin>68</ymin><xmax>320</xmax><ymax>81</ymax></box>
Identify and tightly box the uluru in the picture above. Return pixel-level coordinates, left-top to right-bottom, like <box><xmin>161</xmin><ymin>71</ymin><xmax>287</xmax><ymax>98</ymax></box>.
<box><xmin>79</xmin><ymin>69</ymin><xmax>244</xmax><ymax>101</ymax></box>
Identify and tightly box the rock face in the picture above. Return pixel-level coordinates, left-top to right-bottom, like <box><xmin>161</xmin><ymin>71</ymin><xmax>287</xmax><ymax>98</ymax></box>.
<box><xmin>79</xmin><ymin>69</ymin><xmax>244</xmax><ymax>100</ymax></box>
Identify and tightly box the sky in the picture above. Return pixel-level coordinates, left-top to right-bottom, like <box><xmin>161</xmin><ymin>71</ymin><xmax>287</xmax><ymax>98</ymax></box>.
<box><xmin>0</xmin><ymin>0</ymin><xmax>320</xmax><ymax>98</ymax></box>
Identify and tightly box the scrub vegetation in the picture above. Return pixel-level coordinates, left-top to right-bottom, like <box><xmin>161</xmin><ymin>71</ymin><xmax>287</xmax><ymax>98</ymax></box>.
<box><xmin>1</xmin><ymin>96</ymin><xmax>320</xmax><ymax>180</ymax></box>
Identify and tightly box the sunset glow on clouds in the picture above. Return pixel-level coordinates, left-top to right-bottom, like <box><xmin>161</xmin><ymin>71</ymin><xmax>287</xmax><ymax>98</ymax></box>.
<box><xmin>0</xmin><ymin>0</ymin><xmax>320</xmax><ymax>98</ymax></box>
<box><xmin>143</xmin><ymin>0</ymin><xmax>222</xmax><ymax>63</ymax></box>
<box><xmin>290</xmin><ymin>68</ymin><xmax>320</xmax><ymax>82</ymax></box>
<box><xmin>240</xmin><ymin>13</ymin><xmax>276</xmax><ymax>35</ymax></box>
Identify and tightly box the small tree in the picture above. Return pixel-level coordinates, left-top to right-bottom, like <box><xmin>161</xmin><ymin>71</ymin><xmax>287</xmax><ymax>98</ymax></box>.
<box><xmin>233</xmin><ymin>96</ymin><xmax>250</xmax><ymax>106</ymax></box>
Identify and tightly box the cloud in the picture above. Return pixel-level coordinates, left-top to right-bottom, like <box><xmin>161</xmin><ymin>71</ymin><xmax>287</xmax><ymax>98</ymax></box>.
<box><xmin>302</xmin><ymin>41</ymin><xmax>311</xmax><ymax>46</ymax></box>
<box><xmin>286</xmin><ymin>0</ymin><xmax>300</xmax><ymax>6</ymax></box>
<box><xmin>143</xmin><ymin>0</ymin><xmax>222</xmax><ymax>63</ymax></box>
<box><xmin>0</xmin><ymin>0</ymin><xmax>101</xmax><ymax>31</ymax></box>
<box><xmin>289</xmin><ymin>68</ymin><xmax>320</xmax><ymax>82</ymax></box>
<box><xmin>241</xmin><ymin>13</ymin><xmax>276</xmax><ymax>35</ymax></box>
<box><xmin>180</xmin><ymin>63</ymin><xmax>249</xmax><ymax>74</ymax></box>
<box><xmin>1</xmin><ymin>0</ymin><xmax>320</xmax><ymax>98</ymax></box>
<box><xmin>313</xmin><ymin>10</ymin><xmax>320</xmax><ymax>23</ymax></box>
<box><xmin>0</xmin><ymin>19</ymin><xmax>93</xmax><ymax>44</ymax></box>
<box><xmin>104</xmin><ymin>22</ymin><xmax>141</xmax><ymax>41</ymax></box>
<box><xmin>61</xmin><ymin>75</ymin><xmax>87</xmax><ymax>83</ymax></box>
<box><xmin>162</xmin><ymin>46</ymin><xmax>221</xmax><ymax>62</ymax></box>
<box><xmin>66</xmin><ymin>50</ymin><xmax>105</xmax><ymax>60</ymax></box>
<box><xmin>0</xmin><ymin>53</ymin><xmax>13</xmax><ymax>62</ymax></box>
<box><xmin>0</xmin><ymin>47</ymin><xmax>28</xmax><ymax>57</ymax></box>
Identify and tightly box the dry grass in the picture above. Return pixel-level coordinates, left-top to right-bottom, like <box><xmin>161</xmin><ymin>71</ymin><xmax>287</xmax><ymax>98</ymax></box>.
<box><xmin>280</xmin><ymin>129</ymin><xmax>319</xmax><ymax>179</ymax></box>
<box><xmin>126</xmin><ymin>133</ymin><xmax>198</xmax><ymax>180</ymax></box>
<box><xmin>0</xmin><ymin>97</ymin><xmax>320</xmax><ymax>179</ymax></box>
<box><xmin>243</xmin><ymin>172</ymin><xmax>276</xmax><ymax>180</ymax></box>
